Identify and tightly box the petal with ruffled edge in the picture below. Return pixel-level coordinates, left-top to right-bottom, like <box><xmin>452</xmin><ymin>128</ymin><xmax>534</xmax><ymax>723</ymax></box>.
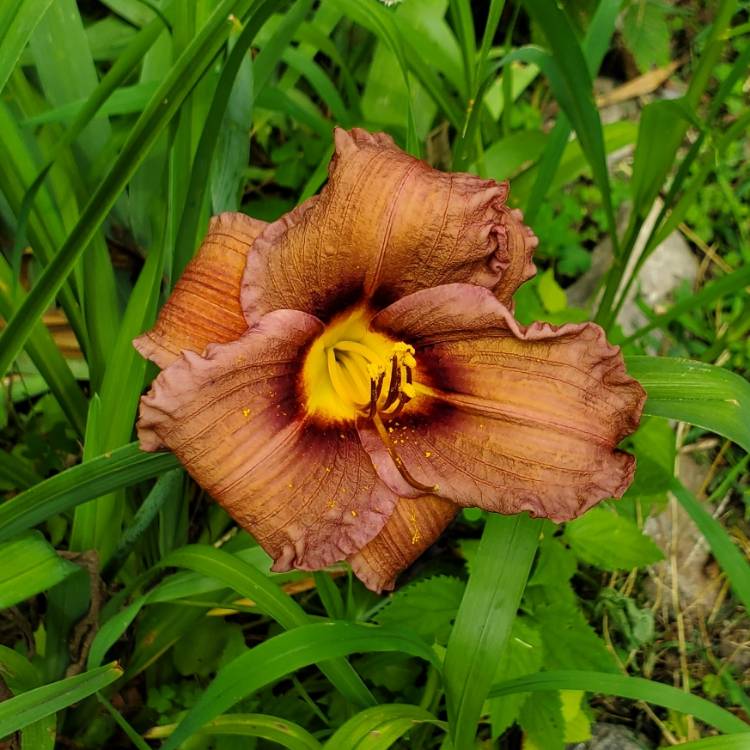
<box><xmin>358</xmin><ymin>284</ymin><xmax>646</xmax><ymax>523</ymax></box>
<box><xmin>137</xmin><ymin>309</ymin><xmax>398</xmax><ymax>571</ymax></box>
<box><xmin>242</xmin><ymin>128</ymin><xmax>536</xmax><ymax>327</ymax></box>
<box><xmin>134</xmin><ymin>212</ymin><xmax>267</xmax><ymax>369</ymax></box>
<box><xmin>349</xmin><ymin>495</ymin><xmax>458</xmax><ymax>593</ymax></box>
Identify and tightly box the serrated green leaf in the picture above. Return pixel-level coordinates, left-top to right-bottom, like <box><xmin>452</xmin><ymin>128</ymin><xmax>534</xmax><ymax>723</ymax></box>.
<box><xmin>375</xmin><ymin>576</ymin><xmax>465</xmax><ymax>644</ymax></box>
<box><xmin>528</xmin><ymin>535</ymin><xmax>577</xmax><ymax>588</ymax></box>
<box><xmin>519</xmin><ymin>690</ymin><xmax>565</xmax><ymax>750</ymax></box>
<box><xmin>564</xmin><ymin>507</ymin><xmax>663</xmax><ymax>570</ymax></box>
<box><xmin>621</xmin><ymin>0</ymin><xmax>671</xmax><ymax>73</ymax></box>
<box><xmin>488</xmin><ymin>617</ymin><xmax>544</xmax><ymax>739</ymax></box>
<box><xmin>625</xmin><ymin>417</ymin><xmax>675</xmax><ymax>498</ymax></box>
<box><xmin>172</xmin><ymin>617</ymin><xmax>245</xmax><ymax>677</ymax></box>
<box><xmin>561</xmin><ymin>690</ymin><xmax>591</xmax><ymax>743</ymax></box>
<box><xmin>532</xmin><ymin>598</ymin><xmax>616</xmax><ymax>673</ymax></box>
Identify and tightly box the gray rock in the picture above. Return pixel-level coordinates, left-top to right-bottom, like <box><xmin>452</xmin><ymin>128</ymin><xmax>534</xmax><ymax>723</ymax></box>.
<box><xmin>568</xmin><ymin>722</ymin><xmax>652</xmax><ymax>750</ymax></box>
<box><xmin>566</xmin><ymin>200</ymin><xmax>698</xmax><ymax>341</ymax></box>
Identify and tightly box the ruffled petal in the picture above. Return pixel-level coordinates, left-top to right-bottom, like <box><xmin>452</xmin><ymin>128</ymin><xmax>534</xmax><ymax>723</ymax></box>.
<box><xmin>242</xmin><ymin>128</ymin><xmax>536</xmax><ymax>326</ymax></box>
<box><xmin>358</xmin><ymin>284</ymin><xmax>645</xmax><ymax>523</ymax></box>
<box><xmin>349</xmin><ymin>495</ymin><xmax>457</xmax><ymax>593</ymax></box>
<box><xmin>134</xmin><ymin>212</ymin><xmax>267</xmax><ymax>369</ymax></box>
<box><xmin>137</xmin><ymin>309</ymin><xmax>398</xmax><ymax>570</ymax></box>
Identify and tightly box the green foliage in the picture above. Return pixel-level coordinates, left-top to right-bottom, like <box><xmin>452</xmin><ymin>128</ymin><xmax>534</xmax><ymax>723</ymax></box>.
<box><xmin>620</xmin><ymin>0</ymin><xmax>672</xmax><ymax>73</ymax></box>
<box><xmin>375</xmin><ymin>575</ymin><xmax>465</xmax><ymax>644</ymax></box>
<box><xmin>0</xmin><ymin>531</ymin><xmax>78</xmax><ymax>607</ymax></box>
<box><xmin>0</xmin><ymin>0</ymin><xmax>748</xmax><ymax>748</ymax></box>
<box><xmin>564</xmin><ymin>507</ymin><xmax>664</xmax><ymax>570</ymax></box>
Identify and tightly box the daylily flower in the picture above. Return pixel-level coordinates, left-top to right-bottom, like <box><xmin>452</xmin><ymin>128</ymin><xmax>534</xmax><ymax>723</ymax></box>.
<box><xmin>135</xmin><ymin>128</ymin><xmax>645</xmax><ymax>592</ymax></box>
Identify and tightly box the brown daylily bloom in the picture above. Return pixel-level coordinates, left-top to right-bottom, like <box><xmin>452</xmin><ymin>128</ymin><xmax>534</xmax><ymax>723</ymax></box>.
<box><xmin>136</xmin><ymin>128</ymin><xmax>645</xmax><ymax>592</ymax></box>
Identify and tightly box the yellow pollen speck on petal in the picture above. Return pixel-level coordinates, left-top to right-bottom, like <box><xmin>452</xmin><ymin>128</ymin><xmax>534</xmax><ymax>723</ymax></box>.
<box><xmin>287</xmin><ymin>483</ymin><xmax>293</xmax><ymax>489</ymax></box>
<box><xmin>242</xmin><ymin>407</ymin><xmax>251</xmax><ymax>418</ymax></box>
<box><xmin>351</xmin><ymin>510</ymin><xmax>358</xmax><ymax>517</ymax></box>
<box><xmin>409</xmin><ymin>509</ymin><xmax>421</xmax><ymax>545</ymax></box>
<box><xmin>327</xmin><ymin>499</ymin><xmax>336</xmax><ymax>509</ymax></box>
<box><xmin>424</xmin><ymin>451</ymin><xmax>432</xmax><ymax>458</ymax></box>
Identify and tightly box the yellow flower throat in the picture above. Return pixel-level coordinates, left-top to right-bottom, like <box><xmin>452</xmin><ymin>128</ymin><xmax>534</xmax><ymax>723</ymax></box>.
<box><xmin>302</xmin><ymin>307</ymin><xmax>436</xmax><ymax>494</ymax></box>
<box><xmin>302</xmin><ymin>308</ymin><xmax>417</xmax><ymax>423</ymax></box>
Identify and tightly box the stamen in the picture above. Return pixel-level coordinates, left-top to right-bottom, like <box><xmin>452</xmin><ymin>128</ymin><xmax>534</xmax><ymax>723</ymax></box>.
<box><xmin>334</xmin><ymin>340</ymin><xmax>384</xmax><ymax>365</ymax></box>
<box><xmin>372</xmin><ymin>414</ymin><xmax>437</xmax><ymax>494</ymax></box>
<box><xmin>327</xmin><ymin>349</ymin><xmax>369</xmax><ymax>407</ymax></box>
<box><xmin>380</xmin><ymin>354</ymin><xmax>403</xmax><ymax>411</ymax></box>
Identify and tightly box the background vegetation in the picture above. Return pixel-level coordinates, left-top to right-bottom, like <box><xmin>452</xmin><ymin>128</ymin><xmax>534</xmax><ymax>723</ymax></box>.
<box><xmin>0</xmin><ymin>0</ymin><xmax>748</xmax><ymax>748</ymax></box>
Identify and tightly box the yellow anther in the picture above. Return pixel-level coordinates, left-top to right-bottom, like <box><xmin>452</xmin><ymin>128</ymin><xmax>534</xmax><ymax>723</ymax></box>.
<box><xmin>393</xmin><ymin>342</ymin><xmax>415</xmax><ymax>355</ymax></box>
<box><xmin>302</xmin><ymin>306</ymin><xmax>419</xmax><ymax>423</ymax></box>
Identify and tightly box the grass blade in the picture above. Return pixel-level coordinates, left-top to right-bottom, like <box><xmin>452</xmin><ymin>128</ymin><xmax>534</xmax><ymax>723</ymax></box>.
<box><xmin>327</xmin><ymin>0</ymin><xmax>420</xmax><ymax>152</ymax></box>
<box><xmin>0</xmin><ymin>0</ymin><xmax>55</xmax><ymax>95</ymax></box>
<box><xmin>0</xmin><ymin>450</ymin><xmax>42</xmax><ymax>490</ymax></box>
<box><xmin>149</xmin><ymin>714</ymin><xmax>322</xmax><ymax>749</ymax></box>
<box><xmin>444</xmin><ymin>513</ymin><xmax>541</xmax><ymax>749</ymax></box>
<box><xmin>667</xmin><ymin>737</ymin><xmax>750</xmax><ymax>750</ymax></box>
<box><xmin>0</xmin><ymin>443</ymin><xmax>179</xmax><ymax>543</ymax></box>
<box><xmin>158</xmin><ymin>545</ymin><xmax>376</xmax><ymax>708</ymax></box>
<box><xmin>0</xmin><ymin>0</ymin><xmax>257</xmax><ymax>377</ymax></box>
<box><xmin>623</xmin><ymin>265</ymin><xmax>750</xmax><ymax>345</ymax></box>
<box><xmin>488</xmin><ymin>670</ymin><xmax>749</xmax><ymax>735</ymax></box>
<box><xmin>626</xmin><ymin>356</ymin><xmax>750</xmax><ymax>453</ymax></box>
<box><xmin>670</xmin><ymin>478</ymin><xmax>750</xmax><ymax>614</ymax></box>
<box><xmin>160</xmin><ymin>622</ymin><xmax>440</xmax><ymax>750</ymax></box>
<box><xmin>173</xmin><ymin>0</ymin><xmax>278</xmax><ymax>277</ymax></box>
<box><xmin>521</xmin><ymin>0</ymin><xmax>616</xmax><ymax>250</ymax></box>
<box><xmin>0</xmin><ymin>532</ymin><xmax>78</xmax><ymax>608</ymax></box>
<box><xmin>523</xmin><ymin>0</ymin><xmax>621</xmax><ymax>222</ymax></box>
<box><xmin>0</xmin><ymin>646</ymin><xmax>55</xmax><ymax>750</ymax></box>
<box><xmin>0</xmin><ymin>663</ymin><xmax>123</xmax><ymax>738</ymax></box>
<box><xmin>325</xmin><ymin>704</ymin><xmax>446</xmax><ymax>750</ymax></box>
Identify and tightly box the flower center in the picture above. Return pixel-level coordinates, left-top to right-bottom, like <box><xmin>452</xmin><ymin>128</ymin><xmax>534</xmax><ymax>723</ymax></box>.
<box><xmin>302</xmin><ymin>307</ymin><xmax>437</xmax><ymax>494</ymax></box>
<box><xmin>302</xmin><ymin>308</ymin><xmax>417</xmax><ymax>423</ymax></box>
